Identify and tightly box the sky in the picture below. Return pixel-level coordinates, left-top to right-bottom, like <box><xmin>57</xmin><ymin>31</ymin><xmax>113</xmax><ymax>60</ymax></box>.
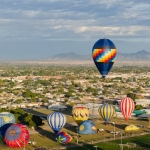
<box><xmin>0</xmin><ymin>0</ymin><xmax>150</xmax><ymax>60</ymax></box>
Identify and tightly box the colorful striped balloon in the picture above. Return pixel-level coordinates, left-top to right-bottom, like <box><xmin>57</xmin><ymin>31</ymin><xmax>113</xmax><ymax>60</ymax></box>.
<box><xmin>92</xmin><ymin>38</ymin><xmax>117</xmax><ymax>78</ymax></box>
<box><xmin>98</xmin><ymin>103</ymin><xmax>116</xmax><ymax>122</ymax></box>
<box><xmin>55</xmin><ymin>131</ymin><xmax>72</xmax><ymax>144</ymax></box>
<box><xmin>4</xmin><ymin>124</ymin><xmax>29</xmax><ymax>148</ymax></box>
<box><xmin>47</xmin><ymin>112</ymin><xmax>66</xmax><ymax>134</ymax></box>
<box><xmin>120</xmin><ymin>97</ymin><xmax>135</xmax><ymax>121</ymax></box>
<box><xmin>92</xmin><ymin>48</ymin><xmax>117</xmax><ymax>62</ymax></box>
<box><xmin>72</xmin><ymin>106</ymin><xmax>90</xmax><ymax>125</ymax></box>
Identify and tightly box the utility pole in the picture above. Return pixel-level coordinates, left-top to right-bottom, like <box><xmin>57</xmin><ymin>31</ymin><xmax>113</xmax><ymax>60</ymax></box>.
<box><xmin>94</xmin><ymin>145</ymin><xmax>98</xmax><ymax>150</ymax></box>
<box><xmin>76</xmin><ymin>127</ymin><xmax>78</xmax><ymax>145</ymax></box>
<box><xmin>120</xmin><ymin>132</ymin><xmax>123</xmax><ymax>150</ymax></box>
<box><xmin>112</xmin><ymin>122</ymin><xmax>115</xmax><ymax>140</ymax></box>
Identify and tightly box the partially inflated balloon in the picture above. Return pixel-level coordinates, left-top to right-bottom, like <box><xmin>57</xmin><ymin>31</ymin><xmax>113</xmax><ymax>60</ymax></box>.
<box><xmin>55</xmin><ymin>131</ymin><xmax>72</xmax><ymax>144</ymax></box>
<box><xmin>92</xmin><ymin>38</ymin><xmax>117</xmax><ymax>78</ymax></box>
<box><xmin>4</xmin><ymin>124</ymin><xmax>29</xmax><ymax>148</ymax></box>
<box><xmin>120</xmin><ymin>97</ymin><xmax>135</xmax><ymax>121</ymax></box>
<box><xmin>47</xmin><ymin>112</ymin><xmax>66</xmax><ymax>134</ymax></box>
<box><xmin>78</xmin><ymin>120</ymin><xmax>97</xmax><ymax>134</ymax></box>
<box><xmin>72</xmin><ymin>106</ymin><xmax>90</xmax><ymax>125</ymax></box>
<box><xmin>98</xmin><ymin>103</ymin><xmax>116</xmax><ymax>122</ymax></box>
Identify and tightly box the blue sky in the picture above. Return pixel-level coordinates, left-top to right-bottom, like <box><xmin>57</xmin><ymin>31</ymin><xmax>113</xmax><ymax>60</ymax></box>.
<box><xmin>0</xmin><ymin>0</ymin><xmax>150</xmax><ymax>60</ymax></box>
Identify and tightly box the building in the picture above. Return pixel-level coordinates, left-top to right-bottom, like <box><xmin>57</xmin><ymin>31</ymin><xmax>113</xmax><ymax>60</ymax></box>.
<box><xmin>135</xmin><ymin>99</ymin><xmax>150</xmax><ymax>107</ymax></box>
<box><xmin>48</xmin><ymin>104</ymin><xmax>67</xmax><ymax>111</ymax></box>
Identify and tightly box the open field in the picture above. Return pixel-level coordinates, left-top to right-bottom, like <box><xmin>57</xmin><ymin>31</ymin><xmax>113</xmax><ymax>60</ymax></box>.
<box><xmin>1</xmin><ymin>130</ymin><xmax>150</xmax><ymax>150</ymax></box>
<box><xmin>1</xmin><ymin>108</ymin><xmax>150</xmax><ymax>150</ymax></box>
<box><xmin>67</xmin><ymin>134</ymin><xmax>150</xmax><ymax>150</ymax></box>
<box><xmin>0</xmin><ymin>60</ymin><xmax>150</xmax><ymax>67</ymax></box>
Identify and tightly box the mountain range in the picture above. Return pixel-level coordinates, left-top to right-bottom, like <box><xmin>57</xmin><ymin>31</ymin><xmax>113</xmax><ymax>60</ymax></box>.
<box><xmin>46</xmin><ymin>50</ymin><xmax>150</xmax><ymax>61</ymax></box>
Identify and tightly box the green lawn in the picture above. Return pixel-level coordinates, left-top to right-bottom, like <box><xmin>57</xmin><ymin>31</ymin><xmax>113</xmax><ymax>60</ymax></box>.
<box><xmin>67</xmin><ymin>134</ymin><xmax>150</xmax><ymax>150</ymax></box>
<box><xmin>1</xmin><ymin>131</ymin><xmax>150</xmax><ymax>150</ymax></box>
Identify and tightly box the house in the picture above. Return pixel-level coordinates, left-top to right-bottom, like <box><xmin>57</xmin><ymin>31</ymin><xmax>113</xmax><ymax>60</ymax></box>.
<box><xmin>27</xmin><ymin>103</ymin><xmax>40</xmax><ymax>107</ymax></box>
<box><xmin>0</xmin><ymin>104</ymin><xmax>11</xmax><ymax>109</ymax></box>
<box><xmin>48</xmin><ymin>104</ymin><xmax>67</xmax><ymax>111</ymax></box>
<box><xmin>135</xmin><ymin>99</ymin><xmax>150</xmax><ymax>107</ymax></box>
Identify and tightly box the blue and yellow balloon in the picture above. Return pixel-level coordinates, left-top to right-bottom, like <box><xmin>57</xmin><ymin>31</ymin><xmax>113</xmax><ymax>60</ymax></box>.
<box><xmin>78</xmin><ymin>120</ymin><xmax>97</xmax><ymax>134</ymax></box>
<box><xmin>92</xmin><ymin>38</ymin><xmax>117</xmax><ymax>78</ymax></box>
<box><xmin>0</xmin><ymin>112</ymin><xmax>15</xmax><ymax>136</ymax></box>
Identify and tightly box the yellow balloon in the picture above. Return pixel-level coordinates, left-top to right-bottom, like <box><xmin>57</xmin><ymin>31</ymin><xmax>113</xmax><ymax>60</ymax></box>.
<box><xmin>72</xmin><ymin>107</ymin><xmax>90</xmax><ymax>125</ymax></box>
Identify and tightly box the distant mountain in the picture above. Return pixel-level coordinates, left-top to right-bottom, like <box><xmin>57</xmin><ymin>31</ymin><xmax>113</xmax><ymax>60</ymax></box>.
<box><xmin>46</xmin><ymin>52</ymin><xmax>91</xmax><ymax>60</ymax></box>
<box><xmin>46</xmin><ymin>50</ymin><xmax>150</xmax><ymax>61</ymax></box>
<box><xmin>117</xmin><ymin>50</ymin><xmax>150</xmax><ymax>61</ymax></box>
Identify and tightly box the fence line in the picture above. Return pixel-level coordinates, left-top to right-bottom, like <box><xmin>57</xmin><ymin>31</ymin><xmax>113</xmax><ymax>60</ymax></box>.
<box><xmin>34</xmin><ymin>132</ymin><xmax>150</xmax><ymax>150</ymax></box>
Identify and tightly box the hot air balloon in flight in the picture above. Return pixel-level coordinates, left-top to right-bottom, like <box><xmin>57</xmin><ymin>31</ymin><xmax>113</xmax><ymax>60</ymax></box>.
<box><xmin>0</xmin><ymin>112</ymin><xmax>15</xmax><ymax>136</ymax></box>
<box><xmin>98</xmin><ymin>103</ymin><xmax>116</xmax><ymax>123</ymax></box>
<box><xmin>55</xmin><ymin>131</ymin><xmax>72</xmax><ymax>144</ymax></box>
<box><xmin>120</xmin><ymin>97</ymin><xmax>135</xmax><ymax>121</ymax></box>
<box><xmin>4</xmin><ymin>124</ymin><xmax>29</xmax><ymax>148</ymax></box>
<box><xmin>92</xmin><ymin>38</ymin><xmax>117</xmax><ymax>78</ymax></box>
<box><xmin>72</xmin><ymin>106</ymin><xmax>90</xmax><ymax>125</ymax></box>
<box><xmin>47</xmin><ymin>112</ymin><xmax>66</xmax><ymax>135</ymax></box>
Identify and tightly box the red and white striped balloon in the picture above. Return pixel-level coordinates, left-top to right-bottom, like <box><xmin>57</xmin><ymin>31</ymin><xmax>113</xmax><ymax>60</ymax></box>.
<box><xmin>119</xmin><ymin>97</ymin><xmax>135</xmax><ymax>121</ymax></box>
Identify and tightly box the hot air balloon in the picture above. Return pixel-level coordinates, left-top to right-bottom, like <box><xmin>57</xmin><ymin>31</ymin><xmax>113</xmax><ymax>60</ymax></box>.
<box><xmin>92</xmin><ymin>38</ymin><xmax>117</xmax><ymax>78</ymax></box>
<box><xmin>4</xmin><ymin>124</ymin><xmax>29</xmax><ymax>148</ymax></box>
<box><xmin>98</xmin><ymin>103</ymin><xmax>116</xmax><ymax>123</ymax></box>
<box><xmin>78</xmin><ymin>120</ymin><xmax>97</xmax><ymax>134</ymax></box>
<box><xmin>0</xmin><ymin>112</ymin><xmax>15</xmax><ymax>136</ymax></box>
<box><xmin>120</xmin><ymin>97</ymin><xmax>135</xmax><ymax>121</ymax></box>
<box><xmin>55</xmin><ymin>131</ymin><xmax>72</xmax><ymax>144</ymax></box>
<box><xmin>72</xmin><ymin>106</ymin><xmax>90</xmax><ymax>125</ymax></box>
<box><xmin>47</xmin><ymin>112</ymin><xmax>66</xmax><ymax>135</ymax></box>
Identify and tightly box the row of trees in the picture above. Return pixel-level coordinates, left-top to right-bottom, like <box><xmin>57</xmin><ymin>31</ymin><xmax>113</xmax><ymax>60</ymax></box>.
<box><xmin>0</xmin><ymin>108</ymin><xmax>43</xmax><ymax>128</ymax></box>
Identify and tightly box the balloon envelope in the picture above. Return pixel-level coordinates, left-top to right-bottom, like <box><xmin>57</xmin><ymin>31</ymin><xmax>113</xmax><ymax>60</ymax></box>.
<box><xmin>55</xmin><ymin>131</ymin><xmax>72</xmax><ymax>144</ymax></box>
<box><xmin>120</xmin><ymin>97</ymin><xmax>135</xmax><ymax>121</ymax></box>
<box><xmin>0</xmin><ymin>112</ymin><xmax>15</xmax><ymax>136</ymax></box>
<box><xmin>47</xmin><ymin>112</ymin><xmax>66</xmax><ymax>134</ymax></box>
<box><xmin>72</xmin><ymin>106</ymin><xmax>90</xmax><ymax>125</ymax></box>
<box><xmin>92</xmin><ymin>38</ymin><xmax>117</xmax><ymax>78</ymax></box>
<box><xmin>4</xmin><ymin>124</ymin><xmax>29</xmax><ymax>148</ymax></box>
<box><xmin>78</xmin><ymin>120</ymin><xmax>97</xmax><ymax>134</ymax></box>
<box><xmin>98</xmin><ymin>103</ymin><xmax>116</xmax><ymax>122</ymax></box>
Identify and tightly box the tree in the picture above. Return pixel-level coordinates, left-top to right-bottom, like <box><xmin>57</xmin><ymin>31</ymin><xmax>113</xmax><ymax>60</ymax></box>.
<box><xmin>32</xmin><ymin>115</ymin><xmax>42</xmax><ymax>126</ymax></box>
<box><xmin>24</xmin><ymin>114</ymin><xmax>33</xmax><ymax>123</ymax></box>
<box><xmin>69</xmin><ymin>101</ymin><xmax>75</xmax><ymax>107</ymax></box>
<box><xmin>127</xmin><ymin>93</ymin><xmax>137</xmax><ymax>101</ymax></box>
<box><xmin>65</xmin><ymin>91</ymin><xmax>73</xmax><ymax>98</ymax></box>
<box><xmin>29</xmin><ymin>120</ymin><xmax>36</xmax><ymax>128</ymax></box>
<box><xmin>135</xmin><ymin>105</ymin><xmax>144</xmax><ymax>110</ymax></box>
<box><xmin>15</xmin><ymin>99</ymin><xmax>23</xmax><ymax>104</ymax></box>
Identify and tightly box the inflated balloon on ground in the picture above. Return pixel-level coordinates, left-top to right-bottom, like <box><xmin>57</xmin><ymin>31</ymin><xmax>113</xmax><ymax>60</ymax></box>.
<box><xmin>47</xmin><ymin>112</ymin><xmax>66</xmax><ymax>134</ymax></box>
<box><xmin>55</xmin><ymin>131</ymin><xmax>72</xmax><ymax>144</ymax></box>
<box><xmin>78</xmin><ymin>120</ymin><xmax>97</xmax><ymax>134</ymax></box>
<box><xmin>4</xmin><ymin>124</ymin><xmax>29</xmax><ymax>148</ymax></box>
<box><xmin>120</xmin><ymin>97</ymin><xmax>135</xmax><ymax>121</ymax></box>
<box><xmin>72</xmin><ymin>106</ymin><xmax>90</xmax><ymax>125</ymax></box>
<box><xmin>98</xmin><ymin>103</ymin><xmax>116</xmax><ymax>123</ymax></box>
<box><xmin>0</xmin><ymin>112</ymin><xmax>15</xmax><ymax>136</ymax></box>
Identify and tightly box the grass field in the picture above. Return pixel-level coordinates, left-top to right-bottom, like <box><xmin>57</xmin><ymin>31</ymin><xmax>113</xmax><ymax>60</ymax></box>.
<box><xmin>1</xmin><ymin>108</ymin><xmax>150</xmax><ymax>150</ymax></box>
<box><xmin>1</xmin><ymin>133</ymin><xmax>150</xmax><ymax>150</ymax></box>
<box><xmin>67</xmin><ymin>134</ymin><xmax>150</xmax><ymax>150</ymax></box>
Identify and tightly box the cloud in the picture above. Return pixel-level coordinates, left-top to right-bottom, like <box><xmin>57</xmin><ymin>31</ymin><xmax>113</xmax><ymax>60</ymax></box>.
<box><xmin>0</xmin><ymin>0</ymin><xmax>149</xmax><ymax>41</ymax></box>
